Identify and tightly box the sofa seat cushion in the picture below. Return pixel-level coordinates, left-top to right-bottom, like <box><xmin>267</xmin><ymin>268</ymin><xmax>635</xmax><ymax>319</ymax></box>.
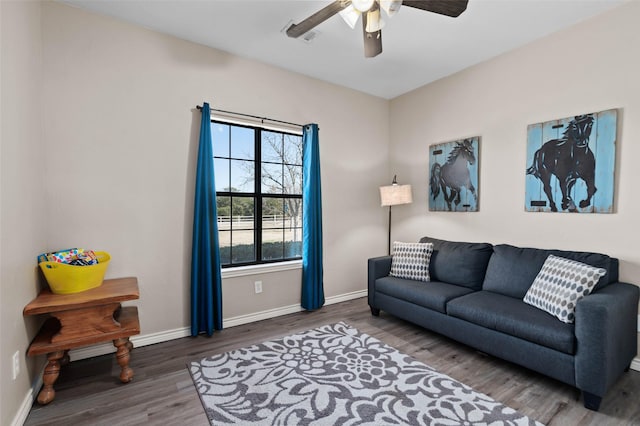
<box><xmin>447</xmin><ymin>291</ymin><xmax>576</xmax><ymax>354</ymax></box>
<box><xmin>376</xmin><ymin>277</ymin><xmax>474</xmax><ymax>314</ymax></box>
<box><xmin>419</xmin><ymin>236</ymin><xmax>493</xmax><ymax>290</ymax></box>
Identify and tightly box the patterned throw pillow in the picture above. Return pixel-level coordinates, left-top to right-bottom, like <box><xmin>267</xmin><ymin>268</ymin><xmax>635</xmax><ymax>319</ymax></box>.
<box><xmin>390</xmin><ymin>242</ymin><xmax>434</xmax><ymax>282</ymax></box>
<box><xmin>523</xmin><ymin>254</ymin><xmax>607</xmax><ymax>323</ymax></box>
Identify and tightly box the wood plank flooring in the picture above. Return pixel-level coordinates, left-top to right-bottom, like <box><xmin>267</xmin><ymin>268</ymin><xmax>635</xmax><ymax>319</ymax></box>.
<box><xmin>25</xmin><ymin>297</ymin><xmax>640</xmax><ymax>425</ymax></box>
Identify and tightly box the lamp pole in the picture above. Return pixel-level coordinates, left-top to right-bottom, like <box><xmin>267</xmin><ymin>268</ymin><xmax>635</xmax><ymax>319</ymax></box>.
<box><xmin>387</xmin><ymin>205</ymin><xmax>392</xmax><ymax>255</ymax></box>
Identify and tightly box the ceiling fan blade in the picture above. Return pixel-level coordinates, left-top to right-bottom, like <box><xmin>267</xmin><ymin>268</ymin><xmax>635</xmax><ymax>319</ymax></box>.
<box><xmin>402</xmin><ymin>0</ymin><xmax>469</xmax><ymax>18</ymax></box>
<box><xmin>286</xmin><ymin>0</ymin><xmax>351</xmax><ymax>38</ymax></box>
<box><xmin>362</xmin><ymin>14</ymin><xmax>382</xmax><ymax>58</ymax></box>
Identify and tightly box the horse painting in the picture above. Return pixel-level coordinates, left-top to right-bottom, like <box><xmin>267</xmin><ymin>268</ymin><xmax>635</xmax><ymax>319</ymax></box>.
<box><xmin>525</xmin><ymin>109</ymin><xmax>617</xmax><ymax>213</ymax></box>
<box><xmin>526</xmin><ymin>115</ymin><xmax>598</xmax><ymax>212</ymax></box>
<box><xmin>429</xmin><ymin>138</ymin><xmax>478</xmax><ymax>212</ymax></box>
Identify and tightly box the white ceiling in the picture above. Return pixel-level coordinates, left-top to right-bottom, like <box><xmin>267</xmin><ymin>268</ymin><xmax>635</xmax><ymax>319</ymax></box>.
<box><xmin>60</xmin><ymin>0</ymin><xmax>624</xmax><ymax>99</ymax></box>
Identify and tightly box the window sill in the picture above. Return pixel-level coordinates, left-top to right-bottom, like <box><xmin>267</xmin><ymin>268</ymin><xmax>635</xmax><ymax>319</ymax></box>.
<box><xmin>221</xmin><ymin>260</ymin><xmax>303</xmax><ymax>279</ymax></box>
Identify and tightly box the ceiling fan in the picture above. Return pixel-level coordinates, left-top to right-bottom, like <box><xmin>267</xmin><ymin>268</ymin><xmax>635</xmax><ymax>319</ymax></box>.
<box><xmin>286</xmin><ymin>0</ymin><xmax>469</xmax><ymax>58</ymax></box>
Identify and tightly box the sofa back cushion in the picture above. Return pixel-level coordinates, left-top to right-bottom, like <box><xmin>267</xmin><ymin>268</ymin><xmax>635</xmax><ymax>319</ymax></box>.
<box><xmin>419</xmin><ymin>236</ymin><xmax>493</xmax><ymax>290</ymax></box>
<box><xmin>482</xmin><ymin>244</ymin><xmax>617</xmax><ymax>299</ymax></box>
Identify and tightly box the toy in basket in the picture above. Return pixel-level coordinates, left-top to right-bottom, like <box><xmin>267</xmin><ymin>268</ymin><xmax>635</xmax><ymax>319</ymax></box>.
<box><xmin>38</xmin><ymin>249</ymin><xmax>111</xmax><ymax>294</ymax></box>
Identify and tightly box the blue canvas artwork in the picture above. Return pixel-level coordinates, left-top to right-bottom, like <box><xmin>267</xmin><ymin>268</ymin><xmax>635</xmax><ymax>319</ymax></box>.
<box><xmin>429</xmin><ymin>137</ymin><xmax>479</xmax><ymax>212</ymax></box>
<box><xmin>525</xmin><ymin>109</ymin><xmax>617</xmax><ymax>213</ymax></box>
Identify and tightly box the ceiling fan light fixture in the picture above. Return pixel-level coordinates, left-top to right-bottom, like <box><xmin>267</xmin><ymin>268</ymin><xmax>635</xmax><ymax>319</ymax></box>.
<box><xmin>352</xmin><ymin>0</ymin><xmax>374</xmax><ymax>13</ymax></box>
<box><xmin>365</xmin><ymin>8</ymin><xmax>385</xmax><ymax>33</ymax></box>
<box><xmin>287</xmin><ymin>0</ymin><xmax>469</xmax><ymax>58</ymax></box>
<box><xmin>339</xmin><ymin>5</ymin><xmax>361</xmax><ymax>29</ymax></box>
<box><xmin>380</xmin><ymin>0</ymin><xmax>402</xmax><ymax>17</ymax></box>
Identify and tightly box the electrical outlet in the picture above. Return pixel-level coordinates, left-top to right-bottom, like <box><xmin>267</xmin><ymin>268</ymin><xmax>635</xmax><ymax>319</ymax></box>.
<box><xmin>12</xmin><ymin>351</ymin><xmax>20</xmax><ymax>380</ymax></box>
<box><xmin>254</xmin><ymin>281</ymin><xmax>263</xmax><ymax>294</ymax></box>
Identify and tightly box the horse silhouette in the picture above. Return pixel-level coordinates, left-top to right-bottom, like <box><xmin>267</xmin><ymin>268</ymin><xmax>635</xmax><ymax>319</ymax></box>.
<box><xmin>526</xmin><ymin>115</ymin><xmax>596</xmax><ymax>212</ymax></box>
<box><xmin>430</xmin><ymin>139</ymin><xmax>477</xmax><ymax>211</ymax></box>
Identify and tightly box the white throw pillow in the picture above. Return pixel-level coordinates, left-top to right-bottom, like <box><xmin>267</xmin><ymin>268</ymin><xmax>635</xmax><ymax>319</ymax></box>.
<box><xmin>390</xmin><ymin>242</ymin><xmax>434</xmax><ymax>282</ymax></box>
<box><xmin>523</xmin><ymin>254</ymin><xmax>607</xmax><ymax>323</ymax></box>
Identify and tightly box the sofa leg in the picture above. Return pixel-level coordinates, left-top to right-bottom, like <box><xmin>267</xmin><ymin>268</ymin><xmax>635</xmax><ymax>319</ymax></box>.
<box><xmin>370</xmin><ymin>306</ymin><xmax>380</xmax><ymax>316</ymax></box>
<box><xmin>583</xmin><ymin>392</ymin><xmax>602</xmax><ymax>411</ymax></box>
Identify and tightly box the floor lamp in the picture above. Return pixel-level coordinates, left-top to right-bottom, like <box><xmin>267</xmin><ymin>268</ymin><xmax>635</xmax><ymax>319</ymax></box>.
<box><xmin>379</xmin><ymin>175</ymin><xmax>413</xmax><ymax>255</ymax></box>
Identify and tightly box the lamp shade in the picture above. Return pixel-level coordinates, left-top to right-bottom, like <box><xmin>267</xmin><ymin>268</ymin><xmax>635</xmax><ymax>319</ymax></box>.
<box><xmin>380</xmin><ymin>184</ymin><xmax>413</xmax><ymax>206</ymax></box>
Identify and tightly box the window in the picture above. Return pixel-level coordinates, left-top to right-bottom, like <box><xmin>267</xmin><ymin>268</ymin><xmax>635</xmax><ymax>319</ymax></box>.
<box><xmin>212</xmin><ymin>120</ymin><xmax>303</xmax><ymax>267</ymax></box>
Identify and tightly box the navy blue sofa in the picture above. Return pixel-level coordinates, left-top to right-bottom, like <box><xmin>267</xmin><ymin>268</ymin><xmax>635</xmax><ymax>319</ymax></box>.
<box><xmin>368</xmin><ymin>236</ymin><xmax>639</xmax><ymax>411</ymax></box>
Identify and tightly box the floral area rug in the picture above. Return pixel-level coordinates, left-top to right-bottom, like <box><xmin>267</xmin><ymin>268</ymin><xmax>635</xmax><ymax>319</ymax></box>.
<box><xmin>188</xmin><ymin>322</ymin><xmax>543</xmax><ymax>425</ymax></box>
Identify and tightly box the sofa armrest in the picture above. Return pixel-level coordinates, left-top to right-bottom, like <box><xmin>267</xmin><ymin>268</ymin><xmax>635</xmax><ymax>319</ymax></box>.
<box><xmin>368</xmin><ymin>256</ymin><xmax>392</xmax><ymax>308</ymax></box>
<box><xmin>574</xmin><ymin>282</ymin><xmax>639</xmax><ymax>397</ymax></box>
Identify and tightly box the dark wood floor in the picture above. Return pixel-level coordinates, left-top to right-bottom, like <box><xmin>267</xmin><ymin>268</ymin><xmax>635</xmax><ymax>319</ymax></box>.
<box><xmin>25</xmin><ymin>297</ymin><xmax>640</xmax><ymax>425</ymax></box>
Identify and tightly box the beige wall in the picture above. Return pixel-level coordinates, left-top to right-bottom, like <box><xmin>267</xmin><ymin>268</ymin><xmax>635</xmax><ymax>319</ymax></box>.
<box><xmin>1</xmin><ymin>1</ymin><xmax>48</xmax><ymax>424</ymax></box>
<box><xmin>390</xmin><ymin>1</ymin><xmax>640</xmax><ymax>282</ymax></box>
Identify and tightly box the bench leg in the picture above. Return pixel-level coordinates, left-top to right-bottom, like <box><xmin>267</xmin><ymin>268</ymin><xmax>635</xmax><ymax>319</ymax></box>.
<box><xmin>114</xmin><ymin>338</ymin><xmax>134</xmax><ymax>383</ymax></box>
<box><xmin>37</xmin><ymin>350</ymin><xmax>65</xmax><ymax>404</ymax></box>
<box><xmin>60</xmin><ymin>350</ymin><xmax>70</xmax><ymax>367</ymax></box>
<box><xmin>583</xmin><ymin>391</ymin><xmax>602</xmax><ymax>411</ymax></box>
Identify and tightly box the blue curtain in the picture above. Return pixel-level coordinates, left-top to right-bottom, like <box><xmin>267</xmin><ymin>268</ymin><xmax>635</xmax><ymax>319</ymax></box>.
<box><xmin>301</xmin><ymin>123</ymin><xmax>325</xmax><ymax>310</ymax></box>
<box><xmin>191</xmin><ymin>102</ymin><xmax>223</xmax><ymax>336</ymax></box>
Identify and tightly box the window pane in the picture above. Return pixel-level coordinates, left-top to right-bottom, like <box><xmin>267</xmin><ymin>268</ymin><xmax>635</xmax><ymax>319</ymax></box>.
<box><xmin>262</xmin><ymin>198</ymin><xmax>284</xmax><ymax>229</ymax></box>
<box><xmin>262</xmin><ymin>229</ymin><xmax>284</xmax><ymax>261</ymax></box>
<box><xmin>218</xmin><ymin>230</ymin><xmax>231</xmax><ymax>265</ymax></box>
<box><xmin>262</xmin><ymin>131</ymin><xmax>283</xmax><ymax>163</ymax></box>
<box><xmin>285</xmin><ymin>228</ymin><xmax>302</xmax><ymax>258</ymax></box>
<box><xmin>231</xmin><ymin>197</ymin><xmax>254</xmax><ymax>230</ymax></box>
<box><xmin>284</xmin><ymin>199</ymin><xmax>302</xmax><ymax>229</ymax></box>
<box><xmin>284</xmin><ymin>199</ymin><xmax>302</xmax><ymax>259</ymax></box>
<box><xmin>262</xmin><ymin>163</ymin><xmax>283</xmax><ymax>194</ymax></box>
<box><xmin>232</xmin><ymin>230</ymin><xmax>255</xmax><ymax>263</ymax></box>
<box><xmin>212</xmin><ymin>123</ymin><xmax>230</xmax><ymax>157</ymax></box>
<box><xmin>283</xmin><ymin>164</ymin><xmax>302</xmax><ymax>195</ymax></box>
<box><xmin>230</xmin><ymin>159</ymin><xmax>254</xmax><ymax>193</ymax></box>
<box><xmin>216</xmin><ymin>196</ymin><xmax>231</xmax><ymax>227</ymax></box>
<box><xmin>230</xmin><ymin>126</ymin><xmax>254</xmax><ymax>160</ymax></box>
<box><xmin>214</xmin><ymin>159</ymin><xmax>230</xmax><ymax>192</ymax></box>
<box><xmin>283</xmin><ymin>134</ymin><xmax>303</xmax><ymax>165</ymax></box>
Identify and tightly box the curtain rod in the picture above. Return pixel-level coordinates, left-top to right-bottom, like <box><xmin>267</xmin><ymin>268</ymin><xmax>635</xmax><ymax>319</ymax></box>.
<box><xmin>196</xmin><ymin>105</ymin><xmax>304</xmax><ymax>129</ymax></box>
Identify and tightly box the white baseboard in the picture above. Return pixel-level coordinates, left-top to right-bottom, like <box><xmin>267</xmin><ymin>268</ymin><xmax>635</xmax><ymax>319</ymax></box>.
<box><xmin>11</xmin><ymin>368</ymin><xmax>44</xmax><ymax>426</ymax></box>
<box><xmin>223</xmin><ymin>304</ymin><xmax>304</xmax><ymax>329</ymax></box>
<box><xmin>68</xmin><ymin>325</ymin><xmax>192</xmax><ymax>361</ymax></box>
<box><xmin>326</xmin><ymin>289</ymin><xmax>368</xmax><ymax>305</ymax></box>
<box><xmin>68</xmin><ymin>289</ymin><xmax>367</xmax><ymax>361</ymax></box>
<box><xmin>225</xmin><ymin>289</ymin><xmax>367</xmax><ymax>329</ymax></box>
<box><xmin>11</xmin><ymin>387</ymin><xmax>36</xmax><ymax>426</ymax></box>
